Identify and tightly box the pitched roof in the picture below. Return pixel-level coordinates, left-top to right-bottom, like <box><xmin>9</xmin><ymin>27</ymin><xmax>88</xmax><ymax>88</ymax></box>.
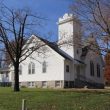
<box><xmin>36</xmin><ymin>35</ymin><xmax>85</xmax><ymax>64</ymax></box>
<box><xmin>37</xmin><ymin>36</ymin><xmax>73</xmax><ymax>61</ymax></box>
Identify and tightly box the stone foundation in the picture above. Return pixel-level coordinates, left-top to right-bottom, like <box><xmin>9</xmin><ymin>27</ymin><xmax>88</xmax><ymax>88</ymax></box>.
<box><xmin>19</xmin><ymin>80</ymin><xmax>104</xmax><ymax>89</ymax></box>
<box><xmin>19</xmin><ymin>80</ymin><xmax>65</xmax><ymax>88</ymax></box>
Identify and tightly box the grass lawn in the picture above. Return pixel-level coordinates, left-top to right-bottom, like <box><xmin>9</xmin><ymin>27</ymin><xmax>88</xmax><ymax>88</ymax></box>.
<box><xmin>0</xmin><ymin>87</ymin><xmax>110</xmax><ymax>110</ymax></box>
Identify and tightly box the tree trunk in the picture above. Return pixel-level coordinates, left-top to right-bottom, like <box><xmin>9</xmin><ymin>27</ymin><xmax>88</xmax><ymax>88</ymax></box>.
<box><xmin>14</xmin><ymin>63</ymin><xmax>20</xmax><ymax>92</ymax></box>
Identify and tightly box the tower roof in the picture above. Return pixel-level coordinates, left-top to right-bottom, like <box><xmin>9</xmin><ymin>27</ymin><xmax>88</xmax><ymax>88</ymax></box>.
<box><xmin>58</xmin><ymin>13</ymin><xmax>79</xmax><ymax>25</ymax></box>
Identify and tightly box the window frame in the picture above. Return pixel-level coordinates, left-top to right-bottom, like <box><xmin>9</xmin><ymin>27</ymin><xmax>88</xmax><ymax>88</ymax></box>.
<box><xmin>42</xmin><ymin>61</ymin><xmax>46</xmax><ymax>73</ymax></box>
<box><xmin>28</xmin><ymin>82</ymin><xmax>35</xmax><ymax>87</ymax></box>
<box><xmin>28</xmin><ymin>62</ymin><xmax>35</xmax><ymax>74</ymax></box>
<box><xmin>90</xmin><ymin>61</ymin><xmax>94</xmax><ymax>76</ymax></box>
<box><xmin>6</xmin><ymin>72</ymin><xmax>9</xmax><ymax>78</ymax></box>
<box><xmin>32</xmin><ymin>63</ymin><xmax>35</xmax><ymax>74</ymax></box>
<box><xmin>97</xmin><ymin>64</ymin><xmax>100</xmax><ymax>77</ymax></box>
<box><xmin>66</xmin><ymin>65</ymin><xmax>69</xmax><ymax>73</ymax></box>
<box><xmin>55</xmin><ymin>81</ymin><xmax>60</xmax><ymax>87</ymax></box>
<box><xmin>42</xmin><ymin>81</ymin><xmax>47</xmax><ymax>87</ymax></box>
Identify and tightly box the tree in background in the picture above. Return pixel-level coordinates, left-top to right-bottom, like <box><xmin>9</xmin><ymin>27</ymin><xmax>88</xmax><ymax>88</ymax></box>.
<box><xmin>104</xmin><ymin>51</ymin><xmax>110</xmax><ymax>85</ymax></box>
<box><xmin>0</xmin><ymin>5</ymin><xmax>46</xmax><ymax>92</ymax></box>
<box><xmin>70</xmin><ymin>0</ymin><xmax>110</xmax><ymax>55</ymax></box>
<box><xmin>70</xmin><ymin>0</ymin><xmax>110</xmax><ymax>84</ymax></box>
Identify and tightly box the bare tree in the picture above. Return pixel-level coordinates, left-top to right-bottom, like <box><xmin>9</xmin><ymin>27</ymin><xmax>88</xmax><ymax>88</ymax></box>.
<box><xmin>3</xmin><ymin>39</ymin><xmax>27</xmax><ymax>67</ymax></box>
<box><xmin>70</xmin><ymin>0</ymin><xmax>110</xmax><ymax>55</ymax></box>
<box><xmin>0</xmin><ymin>5</ymin><xmax>46</xmax><ymax>92</ymax></box>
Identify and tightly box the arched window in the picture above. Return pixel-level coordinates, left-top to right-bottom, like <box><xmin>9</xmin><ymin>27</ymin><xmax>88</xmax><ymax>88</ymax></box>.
<box><xmin>28</xmin><ymin>62</ymin><xmax>35</xmax><ymax>74</ymax></box>
<box><xmin>90</xmin><ymin>61</ymin><xmax>94</xmax><ymax>76</ymax></box>
<box><xmin>28</xmin><ymin>63</ymin><xmax>31</xmax><ymax>74</ymax></box>
<box><xmin>42</xmin><ymin>61</ymin><xmax>46</xmax><ymax>73</ymax></box>
<box><xmin>19</xmin><ymin>65</ymin><xmax>22</xmax><ymax>75</ymax></box>
<box><xmin>97</xmin><ymin>64</ymin><xmax>100</xmax><ymax>77</ymax></box>
<box><xmin>32</xmin><ymin>63</ymin><xmax>35</xmax><ymax>74</ymax></box>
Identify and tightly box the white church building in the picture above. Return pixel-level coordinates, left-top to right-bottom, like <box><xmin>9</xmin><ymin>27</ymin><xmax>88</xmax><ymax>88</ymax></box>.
<box><xmin>1</xmin><ymin>13</ymin><xmax>105</xmax><ymax>88</ymax></box>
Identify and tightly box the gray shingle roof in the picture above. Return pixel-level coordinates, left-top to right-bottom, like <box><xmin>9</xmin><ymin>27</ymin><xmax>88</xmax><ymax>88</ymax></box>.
<box><xmin>37</xmin><ymin>36</ymin><xmax>85</xmax><ymax>64</ymax></box>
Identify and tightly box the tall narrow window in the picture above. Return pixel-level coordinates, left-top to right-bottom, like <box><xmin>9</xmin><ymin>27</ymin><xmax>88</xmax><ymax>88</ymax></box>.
<box><xmin>28</xmin><ymin>62</ymin><xmax>35</xmax><ymax>74</ymax></box>
<box><xmin>76</xmin><ymin>66</ymin><xmax>80</xmax><ymax>79</ymax></box>
<box><xmin>66</xmin><ymin>65</ymin><xmax>69</xmax><ymax>72</ymax></box>
<box><xmin>28</xmin><ymin>63</ymin><xmax>31</xmax><ymax>74</ymax></box>
<box><xmin>32</xmin><ymin>63</ymin><xmax>35</xmax><ymax>74</ymax></box>
<box><xmin>90</xmin><ymin>61</ymin><xmax>94</xmax><ymax>76</ymax></box>
<box><xmin>42</xmin><ymin>61</ymin><xmax>46</xmax><ymax>73</ymax></box>
<box><xmin>97</xmin><ymin>64</ymin><xmax>100</xmax><ymax>77</ymax></box>
<box><xmin>6</xmin><ymin>72</ymin><xmax>9</xmax><ymax>77</ymax></box>
<box><xmin>19</xmin><ymin>65</ymin><xmax>22</xmax><ymax>75</ymax></box>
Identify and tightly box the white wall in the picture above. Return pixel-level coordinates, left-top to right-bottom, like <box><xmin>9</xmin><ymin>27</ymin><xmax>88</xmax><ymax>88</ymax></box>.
<box><xmin>18</xmin><ymin>44</ymin><xmax>65</xmax><ymax>82</ymax></box>
<box><xmin>84</xmin><ymin>51</ymin><xmax>104</xmax><ymax>84</ymax></box>
<box><xmin>58</xmin><ymin>13</ymin><xmax>82</xmax><ymax>60</ymax></box>
<box><xmin>64</xmin><ymin>60</ymin><xmax>74</xmax><ymax>81</ymax></box>
<box><xmin>58</xmin><ymin>22</ymin><xmax>74</xmax><ymax>58</ymax></box>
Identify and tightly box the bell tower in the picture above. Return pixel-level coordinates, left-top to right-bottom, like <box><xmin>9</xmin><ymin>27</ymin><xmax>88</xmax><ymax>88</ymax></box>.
<box><xmin>58</xmin><ymin>13</ymin><xmax>82</xmax><ymax>59</ymax></box>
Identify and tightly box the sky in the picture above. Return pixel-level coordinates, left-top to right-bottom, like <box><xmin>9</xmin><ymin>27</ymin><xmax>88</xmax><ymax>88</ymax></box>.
<box><xmin>3</xmin><ymin>0</ymin><xmax>73</xmax><ymax>41</ymax></box>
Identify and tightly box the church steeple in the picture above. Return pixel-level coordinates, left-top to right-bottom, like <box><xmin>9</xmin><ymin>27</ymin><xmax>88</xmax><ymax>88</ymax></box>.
<box><xmin>58</xmin><ymin>13</ymin><xmax>82</xmax><ymax>58</ymax></box>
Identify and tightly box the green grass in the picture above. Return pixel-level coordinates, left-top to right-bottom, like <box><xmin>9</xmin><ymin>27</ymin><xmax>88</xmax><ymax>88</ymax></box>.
<box><xmin>0</xmin><ymin>87</ymin><xmax>110</xmax><ymax>110</ymax></box>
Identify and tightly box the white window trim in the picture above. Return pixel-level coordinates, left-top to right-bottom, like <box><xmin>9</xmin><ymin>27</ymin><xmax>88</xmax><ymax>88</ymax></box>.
<box><xmin>28</xmin><ymin>62</ymin><xmax>35</xmax><ymax>74</ymax></box>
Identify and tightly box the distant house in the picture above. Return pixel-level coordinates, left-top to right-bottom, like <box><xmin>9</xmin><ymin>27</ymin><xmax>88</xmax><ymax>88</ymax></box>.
<box><xmin>0</xmin><ymin>68</ymin><xmax>11</xmax><ymax>86</ymax></box>
<box><xmin>3</xmin><ymin>13</ymin><xmax>105</xmax><ymax>88</ymax></box>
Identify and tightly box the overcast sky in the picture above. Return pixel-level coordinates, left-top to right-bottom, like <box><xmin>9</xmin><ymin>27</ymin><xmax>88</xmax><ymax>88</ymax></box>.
<box><xmin>3</xmin><ymin>0</ymin><xmax>73</xmax><ymax>41</ymax></box>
